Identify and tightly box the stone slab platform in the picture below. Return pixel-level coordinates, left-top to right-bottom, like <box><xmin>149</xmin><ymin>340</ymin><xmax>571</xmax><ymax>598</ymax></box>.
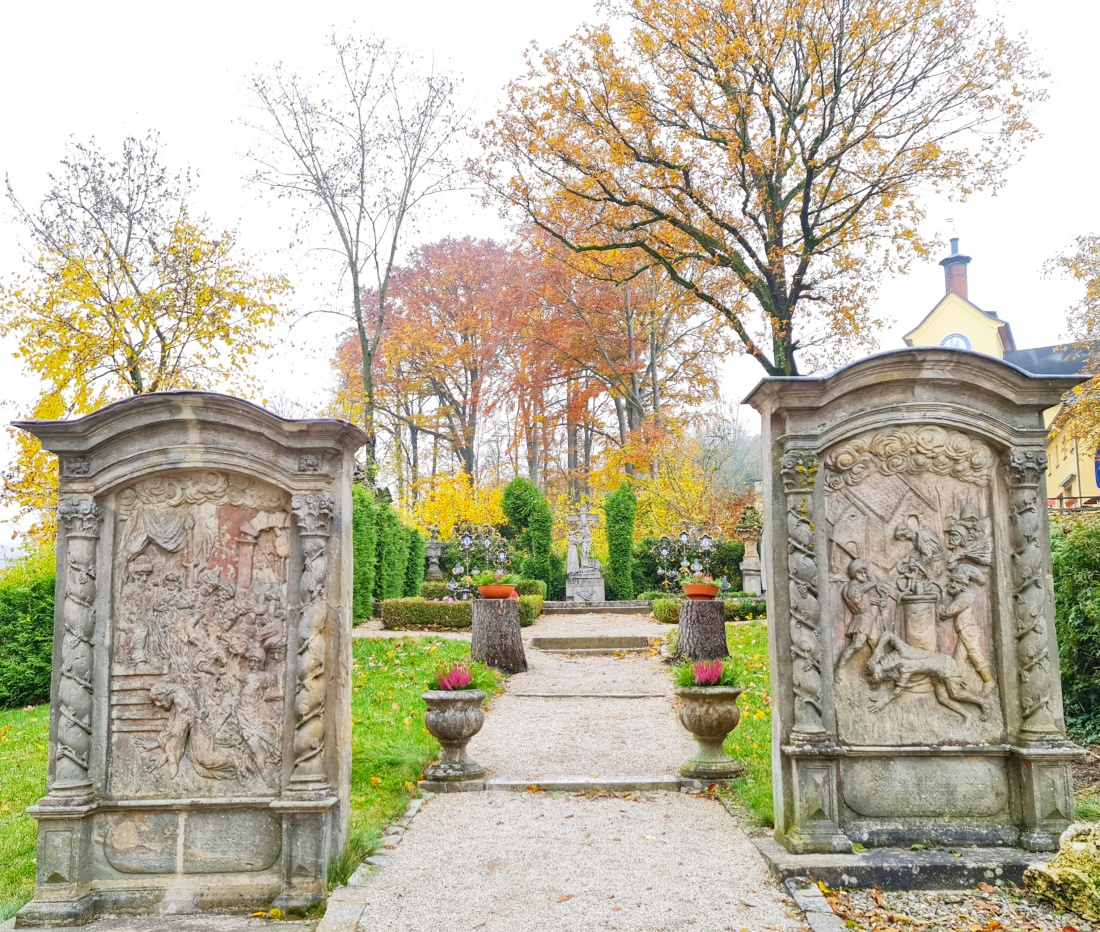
<box><xmin>753</xmin><ymin>835</ymin><xmax>1049</xmax><ymax>889</ymax></box>
<box><xmin>543</xmin><ymin>601</ymin><xmax>652</xmax><ymax>614</ymax></box>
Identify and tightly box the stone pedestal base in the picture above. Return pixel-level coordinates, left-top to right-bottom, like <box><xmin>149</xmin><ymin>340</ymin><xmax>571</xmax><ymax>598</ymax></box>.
<box><xmin>776</xmin><ymin>744</ymin><xmax>852</xmax><ymax>855</ymax></box>
<box><xmin>740</xmin><ymin>559</ymin><xmax>762</xmax><ymax>595</ymax></box>
<box><xmin>1013</xmin><ymin>742</ymin><xmax>1083</xmax><ymax>852</ymax></box>
<box><xmin>566</xmin><ymin>571</ymin><xmax>605</xmax><ymax>603</ymax></box>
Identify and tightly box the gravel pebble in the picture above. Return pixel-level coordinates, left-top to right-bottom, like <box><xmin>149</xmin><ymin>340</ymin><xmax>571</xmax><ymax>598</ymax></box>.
<box><xmin>353</xmin><ymin>791</ymin><xmax>808</xmax><ymax>932</ymax></box>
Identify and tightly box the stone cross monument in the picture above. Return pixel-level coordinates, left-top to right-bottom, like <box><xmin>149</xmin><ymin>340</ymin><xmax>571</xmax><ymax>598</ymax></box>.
<box><xmin>14</xmin><ymin>392</ymin><xmax>365</xmax><ymax>925</ymax></box>
<box><xmin>565</xmin><ymin>504</ymin><xmax>605</xmax><ymax>603</ymax></box>
<box><xmin>746</xmin><ymin>348</ymin><xmax>1083</xmax><ymax>856</ymax></box>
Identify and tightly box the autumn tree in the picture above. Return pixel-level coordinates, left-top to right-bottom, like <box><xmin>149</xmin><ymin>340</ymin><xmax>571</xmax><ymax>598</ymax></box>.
<box><xmin>247</xmin><ymin>33</ymin><xmax>468</xmax><ymax>474</ymax></box>
<box><xmin>1</xmin><ymin>133</ymin><xmax>289</xmax><ymax>538</ymax></box>
<box><xmin>1047</xmin><ymin>235</ymin><xmax>1100</xmax><ymax>444</ymax></box>
<box><xmin>484</xmin><ymin>0</ymin><xmax>1044</xmax><ymax>375</ymax></box>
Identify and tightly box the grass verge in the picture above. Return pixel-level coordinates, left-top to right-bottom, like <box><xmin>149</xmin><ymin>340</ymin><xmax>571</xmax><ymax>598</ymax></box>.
<box><xmin>0</xmin><ymin>704</ymin><xmax>49</xmax><ymax>921</ymax></box>
<box><xmin>721</xmin><ymin>621</ymin><xmax>774</xmax><ymax>826</ymax></box>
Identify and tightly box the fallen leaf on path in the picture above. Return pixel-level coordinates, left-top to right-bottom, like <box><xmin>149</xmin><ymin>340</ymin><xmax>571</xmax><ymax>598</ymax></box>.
<box><xmin>557</xmin><ymin>895</ymin><xmax>575</xmax><ymax>903</ymax></box>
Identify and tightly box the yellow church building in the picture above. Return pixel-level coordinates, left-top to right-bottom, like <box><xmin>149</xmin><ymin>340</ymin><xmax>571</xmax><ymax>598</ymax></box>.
<box><xmin>903</xmin><ymin>239</ymin><xmax>1096</xmax><ymax>508</ymax></box>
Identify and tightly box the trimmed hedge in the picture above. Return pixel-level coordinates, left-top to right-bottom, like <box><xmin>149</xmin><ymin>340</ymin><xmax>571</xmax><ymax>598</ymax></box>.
<box><xmin>518</xmin><ymin>594</ymin><xmax>544</xmax><ymax>627</ymax></box>
<box><xmin>603</xmin><ymin>481</ymin><xmax>636</xmax><ymax>601</ymax></box>
<box><xmin>351</xmin><ymin>485</ymin><xmax>378</xmax><ymax>622</ymax></box>
<box><xmin>651</xmin><ymin>597</ymin><xmax>767</xmax><ymax>624</ymax></box>
<box><xmin>0</xmin><ymin>548</ymin><xmax>57</xmax><ymax>708</ymax></box>
<box><xmin>1053</xmin><ymin>516</ymin><xmax>1100</xmax><ymax>742</ymax></box>
<box><xmin>515</xmin><ymin>579</ymin><xmax>547</xmax><ymax>598</ymax></box>
<box><xmin>381</xmin><ymin>598</ymin><xmax>472</xmax><ymax>630</ymax></box>
<box><xmin>420</xmin><ymin>581</ymin><xmax>450</xmax><ymax>600</ymax></box>
<box><xmin>403</xmin><ymin>528</ymin><xmax>427</xmax><ymax>598</ymax></box>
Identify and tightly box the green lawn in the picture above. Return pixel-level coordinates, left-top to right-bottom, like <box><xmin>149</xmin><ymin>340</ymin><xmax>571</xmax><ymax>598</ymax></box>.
<box><xmin>0</xmin><ymin>704</ymin><xmax>49</xmax><ymax>921</ymax></box>
<box><xmin>0</xmin><ymin>636</ymin><xmax>499</xmax><ymax>919</ymax></box>
<box><xmin>721</xmin><ymin>622</ymin><xmax>774</xmax><ymax>826</ymax></box>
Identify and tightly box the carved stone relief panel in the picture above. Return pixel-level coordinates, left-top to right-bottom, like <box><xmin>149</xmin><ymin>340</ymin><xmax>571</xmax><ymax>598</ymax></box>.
<box><xmin>823</xmin><ymin>427</ymin><xmax>1003</xmax><ymax>745</ymax></box>
<box><xmin>107</xmin><ymin>471</ymin><xmax>291</xmax><ymax>798</ymax></box>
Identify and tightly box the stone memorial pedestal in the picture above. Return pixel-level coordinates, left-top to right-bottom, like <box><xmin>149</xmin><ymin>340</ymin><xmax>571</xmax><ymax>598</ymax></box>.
<box><xmin>13</xmin><ymin>392</ymin><xmax>364</xmax><ymax>925</ymax></box>
<box><xmin>565</xmin><ymin>569</ymin><xmax>605</xmax><ymax>604</ymax></box>
<box><xmin>746</xmin><ymin>348</ymin><xmax>1084</xmax><ymax>858</ymax></box>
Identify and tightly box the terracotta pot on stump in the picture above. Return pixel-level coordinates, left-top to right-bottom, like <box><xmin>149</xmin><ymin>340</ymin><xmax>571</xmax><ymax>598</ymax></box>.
<box><xmin>683</xmin><ymin>583</ymin><xmax>720</xmax><ymax>600</ymax></box>
<box><xmin>422</xmin><ymin>689</ymin><xmax>487</xmax><ymax>784</ymax></box>
<box><xmin>676</xmin><ymin>686</ymin><xmax>745</xmax><ymax>779</ymax></box>
<box><xmin>477</xmin><ymin>584</ymin><xmax>516</xmax><ymax>599</ymax></box>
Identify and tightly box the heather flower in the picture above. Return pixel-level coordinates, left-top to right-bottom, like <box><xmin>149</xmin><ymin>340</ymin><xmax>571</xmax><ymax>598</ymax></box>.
<box><xmin>435</xmin><ymin>663</ymin><xmax>474</xmax><ymax>690</ymax></box>
<box><xmin>694</xmin><ymin>660</ymin><xmax>724</xmax><ymax>686</ymax></box>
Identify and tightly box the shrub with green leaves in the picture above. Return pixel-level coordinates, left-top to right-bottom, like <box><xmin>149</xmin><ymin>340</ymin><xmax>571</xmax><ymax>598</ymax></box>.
<box><xmin>0</xmin><ymin>548</ymin><xmax>56</xmax><ymax>709</ymax></box>
<box><xmin>420</xmin><ymin>581</ymin><xmax>451</xmax><ymax>600</ymax></box>
<box><xmin>1053</xmin><ymin>516</ymin><xmax>1100</xmax><ymax>743</ymax></box>
<box><xmin>381</xmin><ymin>598</ymin><xmax>472</xmax><ymax>630</ymax></box>
<box><xmin>518</xmin><ymin>594</ymin><xmax>544</xmax><ymax>627</ymax></box>
<box><xmin>376</xmin><ymin>499</ymin><xmax>408</xmax><ymax>601</ymax></box>
<box><xmin>351</xmin><ymin>485</ymin><xmax>378</xmax><ymax>622</ymax></box>
<box><xmin>403</xmin><ymin>529</ymin><xmax>426</xmax><ymax>598</ymax></box>
<box><xmin>652</xmin><ymin>598</ymin><xmax>681</xmax><ymax>624</ymax></box>
<box><xmin>514</xmin><ymin>579</ymin><xmax>547</xmax><ymax>598</ymax></box>
<box><xmin>503</xmin><ymin>477</ymin><xmax>561</xmax><ymax>598</ymax></box>
<box><xmin>725</xmin><ymin>598</ymin><xmax>767</xmax><ymax>620</ymax></box>
<box><xmin>603</xmin><ymin>481</ymin><xmax>636</xmax><ymax>601</ymax></box>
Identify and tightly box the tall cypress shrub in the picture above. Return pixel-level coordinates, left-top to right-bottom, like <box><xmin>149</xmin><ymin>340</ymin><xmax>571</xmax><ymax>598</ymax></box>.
<box><xmin>0</xmin><ymin>549</ymin><xmax>56</xmax><ymax>708</ymax></box>
<box><xmin>502</xmin><ymin>477</ymin><xmax>539</xmax><ymax>551</ymax></box>
<box><xmin>375</xmin><ymin>500</ymin><xmax>408</xmax><ymax>601</ymax></box>
<box><xmin>603</xmin><ymin>480</ymin><xmax>637</xmax><ymax>600</ymax></box>
<box><xmin>404</xmin><ymin>528</ymin><xmax>427</xmax><ymax>597</ymax></box>
<box><xmin>351</xmin><ymin>485</ymin><xmax>378</xmax><ymax>621</ymax></box>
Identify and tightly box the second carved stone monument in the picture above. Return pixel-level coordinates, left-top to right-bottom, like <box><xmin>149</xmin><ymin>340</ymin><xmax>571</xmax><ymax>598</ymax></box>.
<box><xmin>747</xmin><ymin>348</ymin><xmax>1082</xmax><ymax>856</ymax></box>
<box><xmin>15</xmin><ymin>392</ymin><xmax>364</xmax><ymax>925</ymax></box>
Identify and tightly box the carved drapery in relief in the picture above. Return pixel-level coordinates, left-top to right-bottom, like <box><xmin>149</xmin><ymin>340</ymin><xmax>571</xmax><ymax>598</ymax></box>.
<box><xmin>1004</xmin><ymin>450</ymin><xmax>1058</xmax><ymax>738</ymax></box>
<box><xmin>781</xmin><ymin>452</ymin><xmax>826</xmax><ymax>738</ymax></box>
<box><xmin>109</xmin><ymin>471</ymin><xmax>290</xmax><ymax>797</ymax></box>
<box><xmin>53</xmin><ymin>497</ymin><xmax>103</xmax><ymax>795</ymax></box>
<box><xmin>289</xmin><ymin>492</ymin><xmax>334</xmax><ymax>792</ymax></box>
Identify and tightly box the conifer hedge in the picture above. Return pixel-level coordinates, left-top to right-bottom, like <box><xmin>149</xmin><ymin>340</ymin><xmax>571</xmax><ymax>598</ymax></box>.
<box><xmin>0</xmin><ymin>549</ymin><xmax>56</xmax><ymax>708</ymax></box>
<box><xmin>351</xmin><ymin>485</ymin><xmax>378</xmax><ymax>622</ymax></box>
<box><xmin>603</xmin><ymin>481</ymin><xmax>636</xmax><ymax>600</ymax></box>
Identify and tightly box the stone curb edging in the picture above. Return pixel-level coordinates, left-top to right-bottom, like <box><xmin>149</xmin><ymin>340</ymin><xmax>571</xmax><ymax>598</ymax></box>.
<box><xmin>316</xmin><ymin>797</ymin><xmax>426</xmax><ymax>932</ymax></box>
<box><xmin>784</xmin><ymin>878</ymin><xmax>849</xmax><ymax>932</ymax></box>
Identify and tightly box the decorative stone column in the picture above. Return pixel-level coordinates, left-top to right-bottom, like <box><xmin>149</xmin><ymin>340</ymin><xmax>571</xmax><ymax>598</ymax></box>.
<box><xmin>777</xmin><ymin>453</ymin><xmax>849</xmax><ymax>853</ymax></box>
<box><xmin>1004</xmin><ymin>449</ymin><xmax>1080</xmax><ymax>851</ymax></box>
<box><xmin>735</xmin><ymin>503</ymin><xmax>763</xmax><ymax>596</ymax></box>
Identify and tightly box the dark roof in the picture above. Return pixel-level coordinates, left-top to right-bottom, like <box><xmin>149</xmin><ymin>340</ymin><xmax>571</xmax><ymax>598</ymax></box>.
<box><xmin>1003</xmin><ymin>343</ymin><xmax>1096</xmax><ymax>377</ymax></box>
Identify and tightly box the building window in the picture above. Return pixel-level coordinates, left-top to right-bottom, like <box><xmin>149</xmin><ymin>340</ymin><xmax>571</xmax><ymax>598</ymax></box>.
<box><xmin>939</xmin><ymin>333</ymin><xmax>972</xmax><ymax>350</ymax></box>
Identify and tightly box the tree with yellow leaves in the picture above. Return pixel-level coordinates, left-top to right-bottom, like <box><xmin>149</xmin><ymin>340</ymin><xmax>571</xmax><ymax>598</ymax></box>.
<box><xmin>1048</xmin><ymin>235</ymin><xmax>1100</xmax><ymax>445</ymax></box>
<box><xmin>2</xmin><ymin>132</ymin><xmax>290</xmax><ymax>538</ymax></box>
<box><xmin>484</xmin><ymin>0</ymin><xmax>1045</xmax><ymax>375</ymax></box>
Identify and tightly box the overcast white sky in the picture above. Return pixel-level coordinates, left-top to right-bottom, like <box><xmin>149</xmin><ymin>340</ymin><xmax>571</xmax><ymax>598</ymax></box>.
<box><xmin>1</xmin><ymin>0</ymin><xmax>1098</xmax><ymax>544</ymax></box>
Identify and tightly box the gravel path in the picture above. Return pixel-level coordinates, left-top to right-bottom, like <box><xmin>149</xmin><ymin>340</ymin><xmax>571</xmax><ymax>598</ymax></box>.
<box><xmin>350</xmin><ymin>791</ymin><xmax>807</xmax><ymax>932</ymax></box>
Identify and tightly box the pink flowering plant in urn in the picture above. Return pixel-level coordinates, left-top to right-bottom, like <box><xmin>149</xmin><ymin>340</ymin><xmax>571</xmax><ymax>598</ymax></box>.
<box><xmin>422</xmin><ymin>663</ymin><xmax>487</xmax><ymax>784</ymax></box>
<box><xmin>673</xmin><ymin>658</ymin><xmax>745</xmax><ymax>780</ymax></box>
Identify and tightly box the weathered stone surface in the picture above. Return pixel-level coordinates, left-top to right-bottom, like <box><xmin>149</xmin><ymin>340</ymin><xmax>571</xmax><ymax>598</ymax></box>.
<box><xmin>13</xmin><ymin>392</ymin><xmax>365</xmax><ymax>925</ymax></box>
<box><xmin>565</xmin><ymin>505</ymin><xmax>606</xmax><ymax>603</ymax></box>
<box><xmin>1025</xmin><ymin>823</ymin><xmax>1100</xmax><ymax>920</ymax></box>
<box><xmin>746</xmin><ymin>348</ymin><xmax>1085</xmax><ymax>855</ymax></box>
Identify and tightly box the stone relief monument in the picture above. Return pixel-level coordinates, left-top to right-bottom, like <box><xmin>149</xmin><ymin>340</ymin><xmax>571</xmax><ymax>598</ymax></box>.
<box><xmin>746</xmin><ymin>349</ymin><xmax>1083</xmax><ymax>856</ymax></box>
<box><xmin>14</xmin><ymin>393</ymin><xmax>365</xmax><ymax>925</ymax></box>
<box><xmin>565</xmin><ymin>505</ymin><xmax>605</xmax><ymax>603</ymax></box>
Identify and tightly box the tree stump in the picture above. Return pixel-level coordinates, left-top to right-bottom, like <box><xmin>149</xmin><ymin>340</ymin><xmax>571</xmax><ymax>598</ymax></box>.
<box><xmin>674</xmin><ymin>600</ymin><xmax>729</xmax><ymax>661</ymax></box>
<box><xmin>472</xmin><ymin>599</ymin><xmax>528</xmax><ymax>673</ymax></box>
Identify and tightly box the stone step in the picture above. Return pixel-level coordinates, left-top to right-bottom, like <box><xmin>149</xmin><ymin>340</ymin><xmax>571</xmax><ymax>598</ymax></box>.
<box><xmin>530</xmin><ymin>634</ymin><xmax>653</xmax><ymax>655</ymax></box>
<box><xmin>542</xmin><ymin>600</ymin><xmax>652</xmax><ymax>614</ymax></box>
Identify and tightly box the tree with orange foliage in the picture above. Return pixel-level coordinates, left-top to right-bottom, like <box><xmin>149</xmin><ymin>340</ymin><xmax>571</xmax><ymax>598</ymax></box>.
<box><xmin>484</xmin><ymin>0</ymin><xmax>1044</xmax><ymax>376</ymax></box>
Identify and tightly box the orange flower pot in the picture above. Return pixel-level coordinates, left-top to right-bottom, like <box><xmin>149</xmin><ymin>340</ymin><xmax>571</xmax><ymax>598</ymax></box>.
<box><xmin>683</xmin><ymin>583</ymin><xmax>720</xmax><ymax>601</ymax></box>
<box><xmin>478</xmin><ymin>584</ymin><xmax>516</xmax><ymax>600</ymax></box>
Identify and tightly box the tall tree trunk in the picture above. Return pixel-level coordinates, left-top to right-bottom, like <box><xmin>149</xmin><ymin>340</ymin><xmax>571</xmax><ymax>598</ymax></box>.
<box><xmin>674</xmin><ymin>600</ymin><xmax>729</xmax><ymax>661</ymax></box>
<box><xmin>472</xmin><ymin>599</ymin><xmax>528</xmax><ymax>673</ymax></box>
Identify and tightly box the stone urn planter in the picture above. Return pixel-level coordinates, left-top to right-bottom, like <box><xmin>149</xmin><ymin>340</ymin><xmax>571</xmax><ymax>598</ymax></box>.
<box><xmin>683</xmin><ymin>583</ymin><xmax>720</xmax><ymax>600</ymax></box>
<box><xmin>676</xmin><ymin>686</ymin><xmax>746</xmax><ymax>779</ymax></box>
<box><xmin>478</xmin><ymin>584</ymin><xmax>516</xmax><ymax>599</ymax></box>
<box><xmin>422</xmin><ymin>689</ymin><xmax>487</xmax><ymax>782</ymax></box>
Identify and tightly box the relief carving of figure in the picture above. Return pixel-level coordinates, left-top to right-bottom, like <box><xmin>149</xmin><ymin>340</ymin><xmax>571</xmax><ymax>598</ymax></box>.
<box><xmin>111</xmin><ymin>472</ymin><xmax>290</xmax><ymax>795</ymax></box>
<box><xmin>835</xmin><ymin>559</ymin><xmax>892</xmax><ymax>675</ymax></box>
<box><xmin>945</xmin><ymin>504</ymin><xmax>992</xmax><ymax>571</ymax></box>
<box><xmin>939</xmin><ymin>565</ymin><xmax>994</xmax><ymax>694</ymax></box>
<box><xmin>867</xmin><ymin>632</ymin><xmax>991</xmax><ymax>723</ymax></box>
<box><xmin>893</xmin><ymin>518</ymin><xmax>944</xmax><ymax>596</ymax></box>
